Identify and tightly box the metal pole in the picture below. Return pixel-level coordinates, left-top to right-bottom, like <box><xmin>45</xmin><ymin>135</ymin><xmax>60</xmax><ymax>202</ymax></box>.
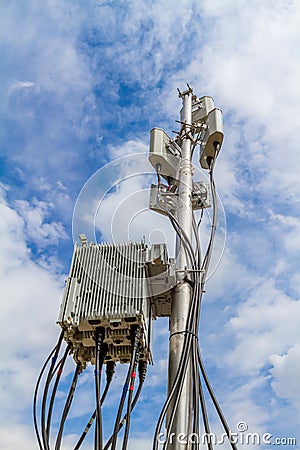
<box><xmin>167</xmin><ymin>87</ymin><xmax>194</xmax><ymax>449</ymax></box>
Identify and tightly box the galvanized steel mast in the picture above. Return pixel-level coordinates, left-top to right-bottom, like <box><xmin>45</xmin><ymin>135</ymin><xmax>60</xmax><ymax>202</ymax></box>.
<box><xmin>167</xmin><ymin>86</ymin><xmax>194</xmax><ymax>449</ymax></box>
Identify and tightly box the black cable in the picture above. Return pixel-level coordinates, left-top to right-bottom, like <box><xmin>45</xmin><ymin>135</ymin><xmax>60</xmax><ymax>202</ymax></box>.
<box><xmin>103</xmin><ymin>360</ymin><xmax>147</xmax><ymax>450</ymax></box>
<box><xmin>168</xmin><ymin>212</ymin><xmax>197</xmax><ymax>269</ymax></box>
<box><xmin>192</xmin><ymin>212</ymin><xmax>202</xmax><ymax>277</ymax></box>
<box><xmin>110</xmin><ymin>325</ymin><xmax>141</xmax><ymax>450</ymax></box>
<box><xmin>46</xmin><ymin>345</ymin><xmax>70</xmax><ymax>441</ymax></box>
<box><xmin>162</xmin><ymin>295</ymin><xmax>204</xmax><ymax>449</ymax></box>
<box><xmin>74</xmin><ymin>361</ymin><xmax>116</xmax><ymax>450</ymax></box>
<box><xmin>54</xmin><ymin>362</ymin><xmax>81</xmax><ymax>450</ymax></box>
<box><xmin>162</xmin><ymin>277</ymin><xmax>203</xmax><ymax>445</ymax></box>
<box><xmin>33</xmin><ymin>345</ymin><xmax>57</xmax><ymax>450</ymax></box>
<box><xmin>191</xmin><ymin>340</ymin><xmax>200</xmax><ymax>447</ymax></box>
<box><xmin>41</xmin><ymin>330</ymin><xmax>64</xmax><ymax>450</ymax></box>
<box><xmin>102</xmin><ymin>361</ymin><xmax>116</xmax><ymax>403</ymax></box>
<box><xmin>154</xmin><ymin>206</ymin><xmax>206</xmax><ymax>447</ymax></box>
<box><xmin>201</xmin><ymin>161</ymin><xmax>218</xmax><ymax>277</ymax></box>
<box><xmin>94</xmin><ymin>328</ymin><xmax>107</xmax><ymax>450</ymax></box>
<box><xmin>198</xmin><ymin>347</ymin><xmax>237</xmax><ymax>450</ymax></box>
<box><xmin>157</xmin><ymin>171</ymin><xmax>161</xmax><ymax>186</ymax></box>
<box><xmin>160</xmin><ymin>282</ymin><xmax>200</xmax><ymax>444</ymax></box>
<box><xmin>133</xmin><ymin>360</ymin><xmax>147</xmax><ymax>410</ymax></box>
<box><xmin>197</xmin><ymin>208</ymin><xmax>204</xmax><ymax>229</ymax></box>
<box><xmin>162</xmin><ymin>349</ymin><xmax>194</xmax><ymax>450</ymax></box>
<box><xmin>198</xmin><ymin>360</ymin><xmax>213</xmax><ymax>450</ymax></box>
<box><xmin>122</xmin><ymin>343</ymin><xmax>141</xmax><ymax>450</ymax></box>
<box><xmin>159</xmin><ymin>303</ymin><xmax>201</xmax><ymax>445</ymax></box>
<box><xmin>195</xmin><ymin>156</ymin><xmax>236</xmax><ymax>450</ymax></box>
<box><xmin>153</xmin><ymin>138</ymin><xmax>234</xmax><ymax>449</ymax></box>
<box><xmin>189</xmin><ymin>242</ymin><xmax>206</xmax><ymax>448</ymax></box>
<box><xmin>195</xmin><ymin>160</ymin><xmax>218</xmax><ymax>450</ymax></box>
<box><xmin>94</xmin><ymin>330</ymin><xmax>103</xmax><ymax>450</ymax></box>
<box><xmin>191</xmin><ymin>128</ymin><xmax>202</xmax><ymax>158</ymax></box>
<box><xmin>153</xmin><ymin>218</ymin><xmax>200</xmax><ymax>448</ymax></box>
<box><xmin>156</xmin><ymin>197</ymin><xmax>197</xmax><ymax>268</ymax></box>
<box><xmin>155</xmin><ymin>333</ymin><xmax>194</xmax><ymax>450</ymax></box>
<box><xmin>153</xmin><ymin>156</ymin><xmax>227</xmax><ymax>450</ymax></box>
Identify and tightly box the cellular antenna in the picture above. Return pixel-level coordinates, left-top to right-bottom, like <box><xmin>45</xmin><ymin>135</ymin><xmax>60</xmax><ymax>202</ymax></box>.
<box><xmin>34</xmin><ymin>86</ymin><xmax>236</xmax><ymax>450</ymax></box>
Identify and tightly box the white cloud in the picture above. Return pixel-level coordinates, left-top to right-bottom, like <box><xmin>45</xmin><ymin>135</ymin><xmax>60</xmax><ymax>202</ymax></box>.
<box><xmin>0</xmin><ymin>186</ymin><xmax>66</xmax><ymax>423</ymax></box>
<box><xmin>268</xmin><ymin>210</ymin><xmax>300</xmax><ymax>254</ymax></box>
<box><xmin>2</xmin><ymin>0</ymin><xmax>300</xmax><ymax>446</ymax></box>
<box><xmin>220</xmin><ymin>376</ymin><xmax>270</xmax><ymax>441</ymax></box>
<box><xmin>161</xmin><ymin>0</ymin><xmax>300</xmax><ymax>205</ymax></box>
<box><xmin>227</xmin><ymin>278</ymin><xmax>300</xmax><ymax>369</ymax></box>
<box><xmin>11</xmin><ymin>81</ymin><xmax>36</xmax><ymax>89</ymax></box>
<box><xmin>0</xmin><ymin>425</ymin><xmax>38</xmax><ymax>450</ymax></box>
<box><xmin>15</xmin><ymin>197</ymin><xmax>67</xmax><ymax>247</ymax></box>
<box><xmin>270</xmin><ymin>345</ymin><xmax>300</xmax><ymax>410</ymax></box>
<box><xmin>108</xmin><ymin>139</ymin><xmax>148</xmax><ymax>160</ymax></box>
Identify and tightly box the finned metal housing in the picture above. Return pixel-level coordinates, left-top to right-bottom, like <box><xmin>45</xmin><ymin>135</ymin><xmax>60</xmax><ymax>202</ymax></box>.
<box><xmin>58</xmin><ymin>241</ymin><xmax>174</xmax><ymax>368</ymax></box>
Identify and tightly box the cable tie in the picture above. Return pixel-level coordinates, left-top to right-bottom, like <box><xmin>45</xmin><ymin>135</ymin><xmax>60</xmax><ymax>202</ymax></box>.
<box><xmin>58</xmin><ymin>369</ymin><xmax>62</xmax><ymax>375</ymax></box>
<box><xmin>169</xmin><ymin>330</ymin><xmax>198</xmax><ymax>340</ymax></box>
<box><xmin>129</xmin><ymin>384</ymin><xmax>134</xmax><ymax>391</ymax></box>
<box><xmin>131</xmin><ymin>372</ymin><xmax>136</xmax><ymax>379</ymax></box>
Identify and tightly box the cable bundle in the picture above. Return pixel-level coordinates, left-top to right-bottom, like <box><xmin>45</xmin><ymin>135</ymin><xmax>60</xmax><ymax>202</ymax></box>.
<box><xmin>33</xmin><ymin>325</ymin><xmax>147</xmax><ymax>450</ymax></box>
<box><xmin>152</xmin><ymin>154</ymin><xmax>238</xmax><ymax>450</ymax></box>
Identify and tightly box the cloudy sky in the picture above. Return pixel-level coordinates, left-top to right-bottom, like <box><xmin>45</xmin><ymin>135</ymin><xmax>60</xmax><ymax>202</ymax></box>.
<box><xmin>1</xmin><ymin>0</ymin><xmax>300</xmax><ymax>449</ymax></box>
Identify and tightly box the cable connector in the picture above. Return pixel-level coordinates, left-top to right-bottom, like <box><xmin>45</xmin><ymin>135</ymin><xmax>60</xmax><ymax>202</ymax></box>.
<box><xmin>130</xmin><ymin>325</ymin><xmax>141</xmax><ymax>351</ymax></box>
<box><xmin>138</xmin><ymin>360</ymin><xmax>148</xmax><ymax>384</ymax></box>
<box><xmin>106</xmin><ymin>361</ymin><xmax>116</xmax><ymax>384</ymax></box>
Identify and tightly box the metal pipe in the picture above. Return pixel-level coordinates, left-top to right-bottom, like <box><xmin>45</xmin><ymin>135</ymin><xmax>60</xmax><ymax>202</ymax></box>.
<box><xmin>167</xmin><ymin>87</ymin><xmax>194</xmax><ymax>449</ymax></box>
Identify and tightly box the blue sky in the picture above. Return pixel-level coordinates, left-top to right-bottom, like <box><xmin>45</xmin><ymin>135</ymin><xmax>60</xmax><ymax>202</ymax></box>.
<box><xmin>1</xmin><ymin>0</ymin><xmax>300</xmax><ymax>448</ymax></box>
